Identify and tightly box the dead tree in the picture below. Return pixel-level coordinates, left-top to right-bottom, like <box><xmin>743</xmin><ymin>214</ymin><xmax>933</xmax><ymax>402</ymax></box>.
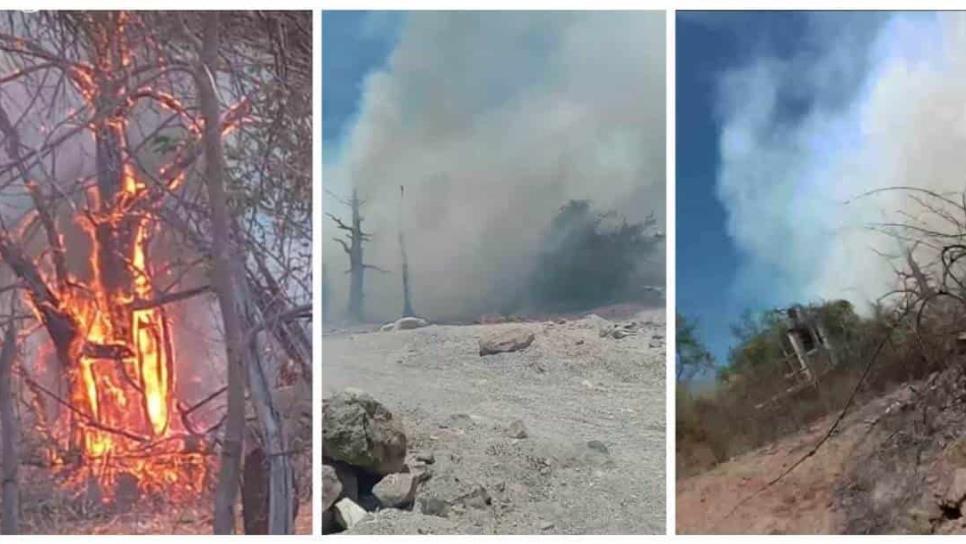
<box><xmin>398</xmin><ymin>185</ymin><xmax>415</xmax><ymax>317</ymax></box>
<box><xmin>0</xmin><ymin>323</ymin><xmax>18</xmax><ymax>535</ymax></box>
<box><xmin>190</xmin><ymin>13</ymin><xmax>309</xmax><ymax>534</ymax></box>
<box><xmin>189</xmin><ymin>14</ymin><xmax>255</xmax><ymax>534</ymax></box>
<box><xmin>321</xmin><ymin>261</ymin><xmax>331</xmax><ymax>323</ymax></box>
<box><xmin>328</xmin><ymin>189</ymin><xmax>384</xmax><ymax>322</ymax></box>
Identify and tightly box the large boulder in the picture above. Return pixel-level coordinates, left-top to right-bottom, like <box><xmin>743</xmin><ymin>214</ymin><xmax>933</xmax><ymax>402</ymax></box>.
<box><xmin>478</xmin><ymin>327</ymin><xmax>535</xmax><ymax>356</ymax></box>
<box><xmin>323</xmin><ymin>388</ymin><xmax>407</xmax><ymax>475</ymax></box>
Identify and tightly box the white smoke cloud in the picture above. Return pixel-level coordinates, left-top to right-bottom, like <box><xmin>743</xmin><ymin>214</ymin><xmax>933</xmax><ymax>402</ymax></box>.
<box><xmin>324</xmin><ymin>11</ymin><xmax>666</xmax><ymax>322</ymax></box>
<box><xmin>716</xmin><ymin>12</ymin><xmax>966</xmax><ymax>309</ymax></box>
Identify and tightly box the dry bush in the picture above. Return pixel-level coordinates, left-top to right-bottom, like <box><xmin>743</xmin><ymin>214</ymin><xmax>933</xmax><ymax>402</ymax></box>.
<box><xmin>678</xmin><ymin>188</ymin><xmax>966</xmax><ymax>479</ymax></box>
<box><xmin>677</xmin><ymin>304</ymin><xmax>953</xmax><ymax>478</ymax></box>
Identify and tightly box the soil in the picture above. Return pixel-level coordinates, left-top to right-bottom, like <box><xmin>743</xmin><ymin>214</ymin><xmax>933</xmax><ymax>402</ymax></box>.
<box><xmin>322</xmin><ymin>308</ymin><xmax>667</xmax><ymax>534</ymax></box>
<box><xmin>676</xmin><ymin>367</ymin><xmax>966</xmax><ymax>535</ymax></box>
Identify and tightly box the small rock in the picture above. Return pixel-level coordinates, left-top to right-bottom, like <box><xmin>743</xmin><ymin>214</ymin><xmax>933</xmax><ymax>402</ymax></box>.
<box><xmin>380</xmin><ymin>316</ymin><xmax>430</xmax><ymax>332</ymax></box>
<box><xmin>396</xmin><ymin>316</ymin><xmax>430</xmax><ymax>330</ymax></box>
<box><xmin>333</xmin><ymin>498</ymin><xmax>368</xmax><ymax>530</ymax></box>
<box><xmin>322</xmin><ymin>464</ymin><xmax>343</xmax><ymax>511</ymax></box>
<box><xmin>373</xmin><ymin>473</ymin><xmax>417</xmax><ymax>508</ymax></box>
<box><xmin>415</xmin><ymin>452</ymin><xmax>435</xmax><ymax>464</ymax></box>
<box><xmin>479</xmin><ymin>327</ymin><xmax>536</xmax><ymax>356</ymax></box>
<box><xmin>419</xmin><ymin>496</ymin><xmax>450</xmax><ymax>518</ymax></box>
<box><xmin>587</xmin><ymin>440</ymin><xmax>609</xmax><ymax>454</ymax></box>
<box><xmin>556</xmin><ymin>318</ymin><xmax>567</xmax><ymax>324</ymax></box>
<box><xmin>506</xmin><ymin>419</ymin><xmax>528</xmax><ymax>439</ymax></box>
<box><xmin>459</xmin><ymin>484</ymin><xmax>492</xmax><ymax>509</ymax></box>
<box><xmin>576</xmin><ymin>339</ymin><xmax>584</xmax><ymax>345</ymax></box>
<box><xmin>540</xmin><ymin>521</ymin><xmax>555</xmax><ymax>531</ymax></box>
<box><xmin>408</xmin><ymin>462</ymin><xmax>432</xmax><ymax>483</ymax></box>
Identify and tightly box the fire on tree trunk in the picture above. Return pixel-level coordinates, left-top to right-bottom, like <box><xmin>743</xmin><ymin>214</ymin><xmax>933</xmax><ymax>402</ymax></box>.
<box><xmin>0</xmin><ymin>10</ymin><xmax>311</xmax><ymax>534</ymax></box>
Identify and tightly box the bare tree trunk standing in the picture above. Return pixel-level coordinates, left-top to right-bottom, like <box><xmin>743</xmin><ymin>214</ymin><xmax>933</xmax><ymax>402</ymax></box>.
<box><xmin>0</xmin><ymin>323</ymin><xmax>19</xmax><ymax>534</ymax></box>
<box><xmin>330</xmin><ymin>189</ymin><xmax>381</xmax><ymax>322</ymax></box>
<box><xmin>347</xmin><ymin>190</ymin><xmax>366</xmax><ymax>320</ymax></box>
<box><xmin>194</xmin><ymin>13</ymin><xmax>249</xmax><ymax>534</ymax></box>
<box><xmin>243</xmin><ymin>359</ymin><xmax>295</xmax><ymax>534</ymax></box>
<box><xmin>321</xmin><ymin>262</ymin><xmax>331</xmax><ymax>323</ymax></box>
<box><xmin>399</xmin><ymin>185</ymin><xmax>415</xmax><ymax>317</ymax></box>
<box><xmin>241</xmin><ymin>285</ymin><xmax>295</xmax><ymax>534</ymax></box>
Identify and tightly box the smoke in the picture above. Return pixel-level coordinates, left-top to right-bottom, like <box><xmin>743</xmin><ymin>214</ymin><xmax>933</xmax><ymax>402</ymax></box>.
<box><xmin>323</xmin><ymin>11</ymin><xmax>666</xmax><ymax>322</ymax></box>
<box><xmin>716</xmin><ymin>12</ymin><xmax>966</xmax><ymax>309</ymax></box>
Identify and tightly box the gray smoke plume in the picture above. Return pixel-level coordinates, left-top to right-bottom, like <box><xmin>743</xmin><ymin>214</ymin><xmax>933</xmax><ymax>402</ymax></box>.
<box><xmin>716</xmin><ymin>12</ymin><xmax>966</xmax><ymax>309</ymax></box>
<box><xmin>323</xmin><ymin>11</ymin><xmax>666</xmax><ymax>322</ymax></box>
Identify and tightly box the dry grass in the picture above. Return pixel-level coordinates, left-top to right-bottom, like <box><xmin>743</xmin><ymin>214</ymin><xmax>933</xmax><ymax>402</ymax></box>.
<box><xmin>16</xmin><ymin>462</ymin><xmax>313</xmax><ymax>535</ymax></box>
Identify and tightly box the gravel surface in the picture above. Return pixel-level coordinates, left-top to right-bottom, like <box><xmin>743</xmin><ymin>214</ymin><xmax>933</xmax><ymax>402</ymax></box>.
<box><xmin>322</xmin><ymin>309</ymin><xmax>666</xmax><ymax>534</ymax></box>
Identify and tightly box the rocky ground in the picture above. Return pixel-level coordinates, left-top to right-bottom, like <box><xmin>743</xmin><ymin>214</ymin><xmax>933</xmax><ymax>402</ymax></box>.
<box><xmin>677</xmin><ymin>366</ymin><xmax>966</xmax><ymax>535</ymax></box>
<box><xmin>322</xmin><ymin>307</ymin><xmax>666</xmax><ymax>534</ymax></box>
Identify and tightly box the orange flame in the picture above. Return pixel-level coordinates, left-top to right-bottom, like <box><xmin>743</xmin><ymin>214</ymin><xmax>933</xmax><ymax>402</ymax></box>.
<box><xmin>37</xmin><ymin>161</ymin><xmax>207</xmax><ymax>502</ymax></box>
<box><xmin>22</xmin><ymin>15</ymin><xmax>216</xmax><ymax>505</ymax></box>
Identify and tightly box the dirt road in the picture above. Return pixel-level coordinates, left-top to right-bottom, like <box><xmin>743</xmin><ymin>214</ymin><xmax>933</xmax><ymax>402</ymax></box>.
<box><xmin>323</xmin><ymin>309</ymin><xmax>666</xmax><ymax>534</ymax></box>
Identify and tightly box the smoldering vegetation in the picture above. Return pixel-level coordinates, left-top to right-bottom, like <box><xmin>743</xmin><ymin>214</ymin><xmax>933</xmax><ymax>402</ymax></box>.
<box><xmin>323</xmin><ymin>11</ymin><xmax>666</xmax><ymax>325</ymax></box>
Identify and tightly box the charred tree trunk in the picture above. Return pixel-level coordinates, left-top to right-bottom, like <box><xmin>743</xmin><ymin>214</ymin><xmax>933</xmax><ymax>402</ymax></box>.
<box><xmin>321</xmin><ymin>262</ymin><xmax>331</xmax><ymax>323</ymax></box>
<box><xmin>194</xmin><ymin>14</ymin><xmax>250</xmax><ymax>534</ymax></box>
<box><xmin>330</xmin><ymin>190</ymin><xmax>382</xmax><ymax>323</ymax></box>
<box><xmin>398</xmin><ymin>185</ymin><xmax>415</xmax><ymax>317</ymax></box>
<box><xmin>0</xmin><ymin>323</ymin><xmax>19</xmax><ymax>535</ymax></box>
<box><xmin>347</xmin><ymin>190</ymin><xmax>366</xmax><ymax>321</ymax></box>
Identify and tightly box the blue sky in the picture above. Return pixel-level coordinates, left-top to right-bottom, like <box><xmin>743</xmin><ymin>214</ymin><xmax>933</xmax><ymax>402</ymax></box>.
<box><xmin>676</xmin><ymin>12</ymin><xmax>811</xmax><ymax>364</ymax></box>
<box><xmin>322</xmin><ymin>11</ymin><xmax>402</xmax><ymax>159</ymax></box>
<box><xmin>676</xmin><ymin>11</ymin><xmax>883</xmax><ymax>366</ymax></box>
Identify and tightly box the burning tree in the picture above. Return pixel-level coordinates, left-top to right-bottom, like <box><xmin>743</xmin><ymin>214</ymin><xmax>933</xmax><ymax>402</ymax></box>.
<box><xmin>0</xmin><ymin>12</ymin><xmax>311</xmax><ymax>534</ymax></box>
